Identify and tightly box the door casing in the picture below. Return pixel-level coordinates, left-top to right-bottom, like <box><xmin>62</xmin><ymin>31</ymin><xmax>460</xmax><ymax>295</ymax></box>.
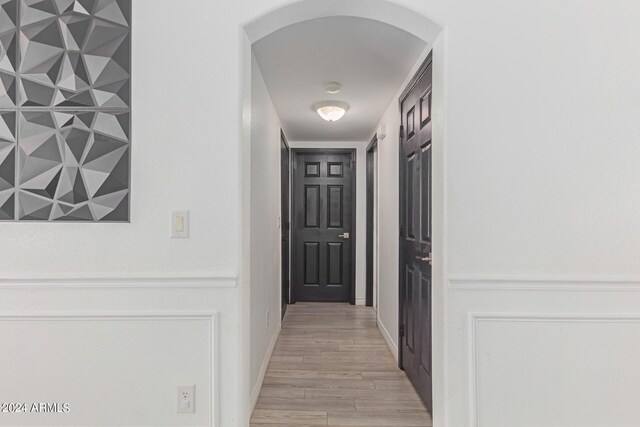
<box><xmin>366</xmin><ymin>136</ymin><xmax>378</xmax><ymax>307</ymax></box>
<box><xmin>290</xmin><ymin>148</ymin><xmax>357</xmax><ymax>305</ymax></box>
<box><xmin>280</xmin><ymin>130</ymin><xmax>290</xmax><ymax>318</ymax></box>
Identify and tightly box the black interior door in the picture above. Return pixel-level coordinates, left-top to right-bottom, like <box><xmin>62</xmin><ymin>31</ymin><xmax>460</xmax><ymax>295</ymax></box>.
<box><xmin>280</xmin><ymin>132</ymin><xmax>290</xmax><ymax>319</ymax></box>
<box><xmin>292</xmin><ymin>150</ymin><xmax>355</xmax><ymax>303</ymax></box>
<box><xmin>400</xmin><ymin>58</ymin><xmax>433</xmax><ymax>412</ymax></box>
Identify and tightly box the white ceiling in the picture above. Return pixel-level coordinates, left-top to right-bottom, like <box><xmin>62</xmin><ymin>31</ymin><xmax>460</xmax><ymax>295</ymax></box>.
<box><xmin>252</xmin><ymin>16</ymin><xmax>427</xmax><ymax>142</ymax></box>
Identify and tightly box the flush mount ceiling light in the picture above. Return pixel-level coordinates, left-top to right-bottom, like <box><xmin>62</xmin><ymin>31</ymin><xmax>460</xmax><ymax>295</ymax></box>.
<box><xmin>324</xmin><ymin>82</ymin><xmax>342</xmax><ymax>94</ymax></box>
<box><xmin>313</xmin><ymin>101</ymin><xmax>350</xmax><ymax>122</ymax></box>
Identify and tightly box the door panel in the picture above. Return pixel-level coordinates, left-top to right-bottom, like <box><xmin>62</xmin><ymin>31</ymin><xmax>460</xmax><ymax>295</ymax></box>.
<box><xmin>305</xmin><ymin>162</ymin><xmax>320</xmax><ymax>177</ymax></box>
<box><xmin>327</xmin><ymin>185</ymin><xmax>344</xmax><ymax>228</ymax></box>
<box><xmin>292</xmin><ymin>151</ymin><xmax>354</xmax><ymax>302</ymax></box>
<box><xmin>304</xmin><ymin>242</ymin><xmax>320</xmax><ymax>284</ymax></box>
<box><xmin>400</xmin><ymin>58</ymin><xmax>433</xmax><ymax>412</ymax></box>
<box><xmin>305</xmin><ymin>185</ymin><xmax>320</xmax><ymax>228</ymax></box>
<box><xmin>406</xmin><ymin>267</ymin><xmax>416</xmax><ymax>352</ymax></box>
<box><xmin>327</xmin><ymin>242</ymin><xmax>343</xmax><ymax>285</ymax></box>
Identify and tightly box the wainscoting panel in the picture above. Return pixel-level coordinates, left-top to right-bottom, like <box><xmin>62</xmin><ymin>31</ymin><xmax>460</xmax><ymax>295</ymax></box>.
<box><xmin>0</xmin><ymin>312</ymin><xmax>219</xmax><ymax>426</ymax></box>
<box><xmin>471</xmin><ymin>315</ymin><xmax>640</xmax><ymax>427</ymax></box>
<box><xmin>445</xmin><ymin>276</ymin><xmax>640</xmax><ymax>427</ymax></box>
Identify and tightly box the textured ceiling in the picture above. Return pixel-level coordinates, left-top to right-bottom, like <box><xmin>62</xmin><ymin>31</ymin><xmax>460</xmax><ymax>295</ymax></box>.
<box><xmin>252</xmin><ymin>16</ymin><xmax>427</xmax><ymax>142</ymax></box>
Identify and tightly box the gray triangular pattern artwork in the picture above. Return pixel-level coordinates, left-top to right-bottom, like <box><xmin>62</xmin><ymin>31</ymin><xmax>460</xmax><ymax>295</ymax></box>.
<box><xmin>0</xmin><ymin>0</ymin><xmax>16</xmax><ymax>107</ymax></box>
<box><xmin>0</xmin><ymin>0</ymin><xmax>130</xmax><ymax>222</ymax></box>
<box><xmin>90</xmin><ymin>187</ymin><xmax>125</xmax><ymax>219</ymax></box>
<box><xmin>20</xmin><ymin>4</ymin><xmax>55</xmax><ymax>28</ymax></box>
<box><xmin>16</xmin><ymin>110</ymin><xmax>128</xmax><ymax>221</ymax></box>
<box><xmin>0</xmin><ymin>9</ymin><xmax>16</xmax><ymax>35</ymax></box>
<box><xmin>53</xmin><ymin>0</ymin><xmax>75</xmax><ymax>15</ymax></box>
<box><xmin>0</xmin><ymin>189</ymin><xmax>14</xmax><ymax>220</ymax></box>
<box><xmin>20</xmin><ymin>40</ymin><xmax>65</xmax><ymax>75</ymax></box>
<box><xmin>0</xmin><ymin>72</ymin><xmax>16</xmax><ymax>107</ymax></box>
<box><xmin>19</xmin><ymin>0</ymin><xmax>129</xmax><ymax>108</ymax></box>
<box><xmin>18</xmin><ymin>191</ymin><xmax>53</xmax><ymax>220</ymax></box>
<box><xmin>20</xmin><ymin>155</ymin><xmax>60</xmax><ymax>183</ymax></box>
<box><xmin>21</xmin><ymin>162</ymin><xmax>61</xmax><ymax>191</ymax></box>
<box><xmin>94</xmin><ymin>0</ymin><xmax>127</xmax><ymax>26</ymax></box>
<box><xmin>56</xmin><ymin>203</ymin><xmax>93</xmax><ymax>221</ymax></box>
<box><xmin>0</xmin><ymin>111</ymin><xmax>17</xmax><ymax>197</ymax></box>
<box><xmin>0</xmin><ymin>143</ymin><xmax>15</xmax><ymax>191</ymax></box>
<box><xmin>0</xmin><ymin>110</ymin><xmax>15</xmax><ymax>141</ymax></box>
<box><xmin>82</xmin><ymin>167</ymin><xmax>108</xmax><ymax>198</ymax></box>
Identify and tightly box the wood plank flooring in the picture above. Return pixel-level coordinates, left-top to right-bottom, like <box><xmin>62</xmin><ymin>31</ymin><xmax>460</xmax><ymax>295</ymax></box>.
<box><xmin>251</xmin><ymin>303</ymin><xmax>432</xmax><ymax>426</ymax></box>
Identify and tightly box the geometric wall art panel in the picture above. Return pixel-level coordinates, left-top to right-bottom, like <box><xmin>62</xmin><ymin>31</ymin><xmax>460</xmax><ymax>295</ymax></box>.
<box><xmin>0</xmin><ymin>111</ymin><xmax>15</xmax><ymax>219</ymax></box>
<box><xmin>20</xmin><ymin>0</ymin><xmax>131</xmax><ymax>108</ymax></box>
<box><xmin>0</xmin><ymin>0</ymin><xmax>130</xmax><ymax>221</ymax></box>
<box><xmin>0</xmin><ymin>0</ymin><xmax>17</xmax><ymax>108</ymax></box>
<box><xmin>18</xmin><ymin>110</ymin><xmax>129</xmax><ymax>220</ymax></box>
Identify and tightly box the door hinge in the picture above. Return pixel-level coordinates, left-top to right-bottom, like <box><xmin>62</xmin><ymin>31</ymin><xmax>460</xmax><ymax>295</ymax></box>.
<box><xmin>399</xmin><ymin>225</ymin><xmax>404</xmax><ymax>237</ymax></box>
<box><xmin>399</xmin><ymin>324</ymin><xmax>405</xmax><ymax>338</ymax></box>
<box><xmin>400</xmin><ymin>125</ymin><xmax>404</xmax><ymax>139</ymax></box>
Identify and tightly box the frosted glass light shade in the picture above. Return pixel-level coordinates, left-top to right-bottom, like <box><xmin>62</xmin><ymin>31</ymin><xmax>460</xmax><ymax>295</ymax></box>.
<box><xmin>317</xmin><ymin>106</ymin><xmax>346</xmax><ymax>121</ymax></box>
<box><xmin>313</xmin><ymin>101</ymin><xmax>350</xmax><ymax>122</ymax></box>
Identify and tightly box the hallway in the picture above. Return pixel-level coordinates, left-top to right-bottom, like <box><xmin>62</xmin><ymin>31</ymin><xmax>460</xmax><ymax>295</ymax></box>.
<box><xmin>251</xmin><ymin>303</ymin><xmax>432</xmax><ymax>426</ymax></box>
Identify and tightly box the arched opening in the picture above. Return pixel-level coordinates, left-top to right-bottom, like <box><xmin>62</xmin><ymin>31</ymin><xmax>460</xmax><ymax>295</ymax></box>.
<box><xmin>241</xmin><ymin>1</ymin><xmax>447</xmax><ymax>425</ymax></box>
<box><xmin>243</xmin><ymin>0</ymin><xmax>442</xmax><ymax>45</ymax></box>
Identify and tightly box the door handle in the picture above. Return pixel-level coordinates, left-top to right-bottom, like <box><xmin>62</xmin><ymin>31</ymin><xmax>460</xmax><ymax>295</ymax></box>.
<box><xmin>415</xmin><ymin>253</ymin><xmax>432</xmax><ymax>264</ymax></box>
<box><xmin>338</xmin><ymin>233</ymin><xmax>350</xmax><ymax>239</ymax></box>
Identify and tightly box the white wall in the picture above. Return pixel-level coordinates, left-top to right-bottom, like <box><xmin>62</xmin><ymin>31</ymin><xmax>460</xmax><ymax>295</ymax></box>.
<box><xmin>288</xmin><ymin>141</ymin><xmax>368</xmax><ymax>305</ymax></box>
<box><xmin>249</xmin><ymin>53</ymin><xmax>283</xmax><ymax>405</ymax></box>
<box><xmin>0</xmin><ymin>1</ymin><xmax>239</xmax><ymax>279</ymax></box>
<box><xmin>2</xmin><ymin>1</ymin><xmax>640</xmax><ymax>426</ymax></box>
<box><xmin>0</xmin><ymin>2</ymin><xmax>246</xmax><ymax>426</ymax></box>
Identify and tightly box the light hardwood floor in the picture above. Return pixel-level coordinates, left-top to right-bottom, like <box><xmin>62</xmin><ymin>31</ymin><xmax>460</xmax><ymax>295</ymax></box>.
<box><xmin>251</xmin><ymin>302</ymin><xmax>432</xmax><ymax>426</ymax></box>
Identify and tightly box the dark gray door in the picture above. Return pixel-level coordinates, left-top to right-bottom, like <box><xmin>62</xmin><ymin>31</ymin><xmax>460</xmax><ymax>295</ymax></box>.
<box><xmin>280</xmin><ymin>131</ymin><xmax>290</xmax><ymax>319</ymax></box>
<box><xmin>400</xmin><ymin>58</ymin><xmax>433</xmax><ymax>411</ymax></box>
<box><xmin>292</xmin><ymin>150</ymin><xmax>355</xmax><ymax>303</ymax></box>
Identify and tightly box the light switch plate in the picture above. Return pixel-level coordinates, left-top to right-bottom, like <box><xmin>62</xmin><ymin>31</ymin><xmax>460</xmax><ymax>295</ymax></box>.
<box><xmin>171</xmin><ymin>211</ymin><xmax>190</xmax><ymax>238</ymax></box>
<box><xmin>177</xmin><ymin>385</ymin><xmax>196</xmax><ymax>414</ymax></box>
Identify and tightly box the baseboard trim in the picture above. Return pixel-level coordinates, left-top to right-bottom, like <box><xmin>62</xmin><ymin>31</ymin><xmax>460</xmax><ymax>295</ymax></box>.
<box><xmin>377</xmin><ymin>317</ymin><xmax>398</xmax><ymax>362</ymax></box>
<box><xmin>0</xmin><ymin>273</ymin><xmax>238</xmax><ymax>288</ymax></box>
<box><xmin>249</xmin><ymin>322</ymin><xmax>282</xmax><ymax>414</ymax></box>
<box><xmin>355</xmin><ymin>298</ymin><xmax>366</xmax><ymax>306</ymax></box>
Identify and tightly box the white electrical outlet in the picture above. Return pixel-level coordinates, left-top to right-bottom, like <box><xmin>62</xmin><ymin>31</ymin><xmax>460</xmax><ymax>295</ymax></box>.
<box><xmin>177</xmin><ymin>385</ymin><xmax>196</xmax><ymax>414</ymax></box>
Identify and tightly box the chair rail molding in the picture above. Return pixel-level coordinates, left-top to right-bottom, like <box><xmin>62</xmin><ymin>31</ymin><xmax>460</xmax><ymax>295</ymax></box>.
<box><xmin>448</xmin><ymin>274</ymin><xmax>640</xmax><ymax>291</ymax></box>
<box><xmin>0</xmin><ymin>273</ymin><xmax>238</xmax><ymax>288</ymax></box>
